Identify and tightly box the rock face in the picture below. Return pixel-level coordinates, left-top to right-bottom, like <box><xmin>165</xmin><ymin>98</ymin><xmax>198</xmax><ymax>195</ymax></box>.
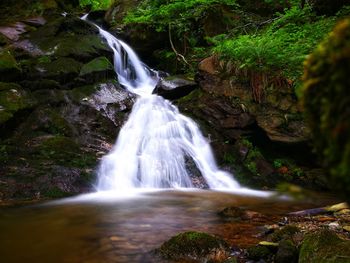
<box><xmin>190</xmin><ymin>56</ymin><xmax>309</xmax><ymax>144</ymax></box>
<box><xmin>153</xmin><ymin>75</ymin><xmax>198</xmax><ymax>100</ymax></box>
<box><xmin>0</xmin><ymin>12</ymin><xmax>134</xmax><ymax>200</ymax></box>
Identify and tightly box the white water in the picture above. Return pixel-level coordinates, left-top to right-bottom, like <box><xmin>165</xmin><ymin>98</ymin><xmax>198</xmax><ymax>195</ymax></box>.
<box><xmin>82</xmin><ymin>16</ymin><xmax>247</xmax><ymax>193</ymax></box>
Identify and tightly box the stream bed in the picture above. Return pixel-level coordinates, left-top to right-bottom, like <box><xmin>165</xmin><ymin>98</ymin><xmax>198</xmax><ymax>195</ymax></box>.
<box><xmin>0</xmin><ymin>190</ymin><xmax>336</xmax><ymax>263</ymax></box>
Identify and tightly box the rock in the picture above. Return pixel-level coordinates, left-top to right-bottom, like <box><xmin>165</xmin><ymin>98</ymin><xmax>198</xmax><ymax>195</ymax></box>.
<box><xmin>32</xmin><ymin>57</ymin><xmax>82</xmax><ymax>84</ymax></box>
<box><xmin>0</xmin><ymin>82</ymin><xmax>36</xmax><ymax>124</ymax></box>
<box><xmin>153</xmin><ymin>75</ymin><xmax>198</xmax><ymax>100</ymax></box>
<box><xmin>0</xmin><ymin>50</ymin><xmax>21</xmax><ymax>82</ymax></box>
<box><xmin>219</xmin><ymin>206</ymin><xmax>266</xmax><ymax>221</ymax></box>
<box><xmin>0</xmin><ymin>22</ymin><xmax>30</xmax><ymax>41</ymax></box>
<box><xmin>198</xmin><ymin>56</ymin><xmax>219</xmax><ymax>75</ymax></box>
<box><xmin>157</xmin><ymin>231</ymin><xmax>230</xmax><ymax>262</ymax></box>
<box><xmin>79</xmin><ymin>56</ymin><xmax>115</xmax><ymax>83</ymax></box>
<box><xmin>23</xmin><ymin>16</ymin><xmax>47</xmax><ymax>27</ymax></box>
<box><xmin>270</xmin><ymin>225</ymin><xmax>300</xmax><ymax>242</ymax></box>
<box><xmin>299</xmin><ymin>229</ymin><xmax>350</xmax><ymax>263</ymax></box>
<box><xmin>328</xmin><ymin>222</ymin><xmax>341</xmax><ymax>231</ymax></box>
<box><xmin>275</xmin><ymin>239</ymin><xmax>298</xmax><ymax>263</ymax></box>
<box><xmin>247</xmin><ymin>245</ymin><xmax>273</xmax><ymax>261</ymax></box>
<box><xmin>302</xmin><ymin>18</ymin><xmax>350</xmax><ymax>202</ymax></box>
<box><xmin>343</xmin><ymin>226</ymin><xmax>350</xmax><ymax>232</ymax></box>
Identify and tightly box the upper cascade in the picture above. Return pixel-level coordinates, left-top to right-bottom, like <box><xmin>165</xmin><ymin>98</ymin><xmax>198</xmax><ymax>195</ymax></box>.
<box><xmin>82</xmin><ymin>15</ymin><xmax>242</xmax><ymax>192</ymax></box>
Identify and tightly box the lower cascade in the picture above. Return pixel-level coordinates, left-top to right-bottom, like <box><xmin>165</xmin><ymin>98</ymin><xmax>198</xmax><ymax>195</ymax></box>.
<box><xmin>83</xmin><ymin>16</ymin><xmax>241</xmax><ymax>192</ymax></box>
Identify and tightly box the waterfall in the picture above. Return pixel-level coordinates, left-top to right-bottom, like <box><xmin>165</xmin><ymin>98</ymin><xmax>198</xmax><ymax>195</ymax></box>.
<box><xmin>82</xmin><ymin>16</ymin><xmax>241</xmax><ymax>192</ymax></box>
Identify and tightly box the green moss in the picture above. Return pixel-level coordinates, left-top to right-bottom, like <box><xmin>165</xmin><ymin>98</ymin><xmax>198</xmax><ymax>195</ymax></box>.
<box><xmin>247</xmin><ymin>245</ymin><xmax>273</xmax><ymax>261</ymax></box>
<box><xmin>270</xmin><ymin>225</ymin><xmax>299</xmax><ymax>242</ymax></box>
<box><xmin>299</xmin><ymin>229</ymin><xmax>350</xmax><ymax>263</ymax></box>
<box><xmin>0</xmin><ymin>50</ymin><xmax>21</xmax><ymax>82</ymax></box>
<box><xmin>302</xmin><ymin>18</ymin><xmax>350</xmax><ymax>201</ymax></box>
<box><xmin>158</xmin><ymin>231</ymin><xmax>230</xmax><ymax>261</ymax></box>
<box><xmin>80</xmin><ymin>56</ymin><xmax>113</xmax><ymax>76</ymax></box>
<box><xmin>38</xmin><ymin>57</ymin><xmax>82</xmax><ymax>79</ymax></box>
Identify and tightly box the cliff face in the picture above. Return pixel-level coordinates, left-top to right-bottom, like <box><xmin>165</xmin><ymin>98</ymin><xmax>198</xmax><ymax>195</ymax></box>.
<box><xmin>0</xmin><ymin>6</ymin><xmax>134</xmax><ymax>200</ymax></box>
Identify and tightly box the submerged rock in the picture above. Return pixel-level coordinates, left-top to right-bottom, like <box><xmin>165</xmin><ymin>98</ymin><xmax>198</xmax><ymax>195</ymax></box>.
<box><xmin>157</xmin><ymin>231</ymin><xmax>230</xmax><ymax>262</ymax></box>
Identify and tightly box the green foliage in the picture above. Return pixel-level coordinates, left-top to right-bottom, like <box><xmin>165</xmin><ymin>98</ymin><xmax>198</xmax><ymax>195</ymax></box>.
<box><xmin>79</xmin><ymin>0</ymin><xmax>112</xmax><ymax>10</ymax></box>
<box><xmin>125</xmin><ymin>0</ymin><xmax>238</xmax><ymax>32</ymax></box>
<box><xmin>213</xmin><ymin>6</ymin><xmax>337</xmax><ymax>81</ymax></box>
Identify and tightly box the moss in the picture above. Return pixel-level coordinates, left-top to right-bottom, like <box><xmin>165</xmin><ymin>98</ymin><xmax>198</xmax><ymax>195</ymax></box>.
<box><xmin>158</xmin><ymin>231</ymin><xmax>230</xmax><ymax>262</ymax></box>
<box><xmin>0</xmin><ymin>83</ymin><xmax>36</xmax><ymax>124</ymax></box>
<box><xmin>0</xmin><ymin>50</ymin><xmax>21</xmax><ymax>82</ymax></box>
<box><xmin>299</xmin><ymin>229</ymin><xmax>350</xmax><ymax>263</ymax></box>
<box><xmin>247</xmin><ymin>245</ymin><xmax>273</xmax><ymax>261</ymax></box>
<box><xmin>79</xmin><ymin>56</ymin><xmax>114</xmax><ymax>76</ymax></box>
<box><xmin>270</xmin><ymin>225</ymin><xmax>300</xmax><ymax>242</ymax></box>
<box><xmin>275</xmin><ymin>239</ymin><xmax>298</xmax><ymax>263</ymax></box>
<box><xmin>302</xmin><ymin>18</ymin><xmax>350</xmax><ymax>201</ymax></box>
<box><xmin>37</xmin><ymin>57</ymin><xmax>82</xmax><ymax>81</ymax></box>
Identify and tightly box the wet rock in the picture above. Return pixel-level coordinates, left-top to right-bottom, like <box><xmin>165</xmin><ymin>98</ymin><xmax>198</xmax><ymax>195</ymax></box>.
<box><xmin>219</xmin><ymin>206</ymin><xmax>266</xmax><ymax>221</ymax></box>
<box><xmin>153</xmin><ymin>75</ymin><xmax>198</xmax><ymax>100</ymax></box>
<box><xmin>299</xmin><ymin>229</ymin><xmax>350</xmax><ymax>263</ymax></box>
<box><xmin>157</xmin><ymin>231</ymin><xmax>230</xmax><ymax>262</ymax></box>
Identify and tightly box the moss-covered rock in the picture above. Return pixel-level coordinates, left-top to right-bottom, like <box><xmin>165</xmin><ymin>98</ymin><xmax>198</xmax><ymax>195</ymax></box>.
<box><xmin>270</xmin><ymin>225</ymin><xmax>300</xmax><ymax>242</ymax></box>
<box><xmin>275</xmin><ymin>239</ymin><xmax>298</xmax><ymax>263</ymax></box>
<box><xmin>157</xmin><ymin>231</ymin><xmax>230</xmax><ymax>262</ymax></box>
<box><xmin>299</xmin><ymin>229</ymin><xmax>350</xmax><ymax>263</ymax></box>
<box><xmin>0</xmin><ymin>82</ymin><xmax>36</xmax><ymax>124</ymax></box>
<box><xmin>33</xmin><ymin>57</ymin><xmax>82</xmax><ymax>83</ymax></box>
<box><xmin>247</xmin><ymin>245</ymin><xmax>273</xmax><ymax>261</ymax></box>
<box><xmin>79</xmin><ymin>56</ymin><xmax>115</xmax><ymax>82</ymax></box>
<box><xmin>0</xmin><ymin>50</ymin><xmax>21</xmax><ymax>82</ymax></box>
<box><xmin>302</xmin><ymin>18</ymin><xmax>350</xmax><ymax>201</ymax></box>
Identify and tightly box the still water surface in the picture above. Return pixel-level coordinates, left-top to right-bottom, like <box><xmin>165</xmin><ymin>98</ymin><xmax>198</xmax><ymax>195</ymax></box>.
<box><xmin>0</xmin><ymin>190</ymin><xmax>335</xmax><ymax>263</ymax></box>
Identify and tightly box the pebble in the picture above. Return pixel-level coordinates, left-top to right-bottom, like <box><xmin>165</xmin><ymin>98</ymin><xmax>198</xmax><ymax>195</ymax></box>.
<box><xmin>328</xmin><ymin>222</ymin><xmax>341</xmax><ymax>230</ymax></box>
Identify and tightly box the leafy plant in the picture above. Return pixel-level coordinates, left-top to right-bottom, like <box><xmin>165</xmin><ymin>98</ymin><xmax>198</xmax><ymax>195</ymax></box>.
<box><xmin>79</xmin><ymin>0</ymin><xmax>112</xmax><ymax>10</ymax></box>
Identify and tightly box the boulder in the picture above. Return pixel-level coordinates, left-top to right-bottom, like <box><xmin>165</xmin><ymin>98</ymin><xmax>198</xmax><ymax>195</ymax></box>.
<box><xmin>79</xmin><ymin>56</ymin><xmax>115</xmax><ymax>83</ymax></box>
<box><xmin>302</xmin><ymin>18</ymin><xmax>350</xmax><ymax>201</ymax></box>
<box><xmin>0</xmin><ymin>50</ymin><xmax>21</xmax><ymax>82</ymax></box>
<box><xmin>0</xmin><ymin>82</ymin><xmax>36</xmax><ymax>125</ymax></box>
<box><xmin>157</xmin><ymin>231</ymin><xmax>230</xmax><ymax>262</ymax></box>
<box><xmin>299</xmin><ymin>229</ymin><xmax>350</xmax><ymax>263</ymax></box>
<box><xmin>153</xmin><ymin>75</ymin><xmax>198</xmax><ymax>100</ymax></box>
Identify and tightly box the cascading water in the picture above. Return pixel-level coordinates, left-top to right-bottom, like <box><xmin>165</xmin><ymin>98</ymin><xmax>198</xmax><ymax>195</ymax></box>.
<box><xmin>82</xmin><ymin>16</ymin><xmax>241</xmax><ymax>192</ymax></box>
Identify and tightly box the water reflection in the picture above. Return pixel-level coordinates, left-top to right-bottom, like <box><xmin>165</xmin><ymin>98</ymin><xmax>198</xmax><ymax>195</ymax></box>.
<box><xmin>0</xmin><ymin>190</ymin><xmax>335</xmax><ymax>263</ymax></box>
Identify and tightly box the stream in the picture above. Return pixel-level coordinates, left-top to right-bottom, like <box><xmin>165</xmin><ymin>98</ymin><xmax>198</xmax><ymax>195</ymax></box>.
<box><xmin>0</xmin><ymin>190</ymin><xmax>336</xmax><ymax>263</ymax></box>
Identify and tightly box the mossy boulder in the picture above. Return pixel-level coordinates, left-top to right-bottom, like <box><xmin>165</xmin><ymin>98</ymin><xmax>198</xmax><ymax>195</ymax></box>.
<box><xmin>79</xmin><ymin>56</ymin><xmax>115</xmax><ymax>82</ymax></box>
<box><xmin>247</xmin><ymin>245</ymin><xmax>273</xmax><ymax>261</ymax></box>
<box><xmin>157</xmin><ymin>231</ymin><xmax>230</xmax><ymax>262</ymax></box>
<box><xmin>270</xmin><ymin>225</ymin><xmax>300</xmax><ymax>242</ymax></box>
<box><xmin>275</xmin><ymin>239</ymin><xmax>298</xmax><ymax>263</ymax></box>
<box><xmin>0</xmin><ymin>50</ymin><xmax>21</xmax><ymax>82</ymax></box>
<box><xmin>0</xmin><ymin>82</ymin><xmax>36</xmax><ymax>124</ymax></box>
<box><xmin>32</xmin><ymin>57</ymin><xmax>82</xmax><ymax>84</ymax></box>
<box><xmin>299</xmin><ymin>229</ymin><xmax>350</xmax><ymax>263</ymax></box>
<box><xmin>302</xmin><ymin>18</ymin><xmax>350</xmax><ymax>201</ymax></box>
